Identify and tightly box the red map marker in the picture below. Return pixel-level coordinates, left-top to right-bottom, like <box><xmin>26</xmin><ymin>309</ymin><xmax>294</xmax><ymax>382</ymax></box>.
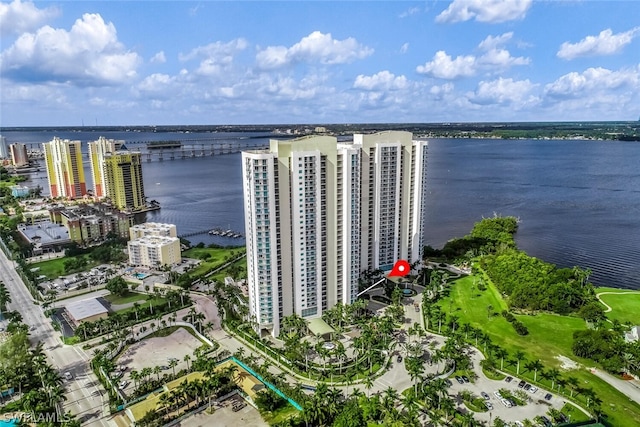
<box><xmin>388</xmin><ymin>260</ymin><xmax>410</xmax><ymax>277</ymax></box>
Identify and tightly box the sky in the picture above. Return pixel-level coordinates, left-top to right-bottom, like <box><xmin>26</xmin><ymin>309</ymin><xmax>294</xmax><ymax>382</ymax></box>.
<box><xmin>0</xmin><ymin>0</ymin><xmax>639</xmax><ymax>126</ymax></box>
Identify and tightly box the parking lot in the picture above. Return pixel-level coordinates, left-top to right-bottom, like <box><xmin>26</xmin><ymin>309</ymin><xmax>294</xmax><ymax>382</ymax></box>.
<box><xmin>447</xmin><ymin>372</ymin><xmax>566</xmax><ymax>424</ymax></box>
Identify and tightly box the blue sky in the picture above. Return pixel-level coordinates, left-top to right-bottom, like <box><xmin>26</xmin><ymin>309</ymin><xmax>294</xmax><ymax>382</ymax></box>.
<box><xmin>1</xmin><ymin>0</ymin><xmax>639</xmax><ymax>126</ymax></box>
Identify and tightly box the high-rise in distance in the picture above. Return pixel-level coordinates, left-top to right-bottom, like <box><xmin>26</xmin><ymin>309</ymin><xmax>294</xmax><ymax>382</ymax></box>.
<box><xmin>88</xmin><ymin>137</ymin><xmax>125</xmax><ymax>198</ymax></box>
<box><xmin>43</xmin><ymin>137</ymin><xmax>86</xmax><ymax>199</ymax></box>
<box><xmin>242</xmin><ymin>131</ymin><xmax>428</xmax><ymax>337</ymax></box>
<box><xmin>89</xmin><ymin>137</ymin><xmax>145</xmax><ymax>212</ymax></box>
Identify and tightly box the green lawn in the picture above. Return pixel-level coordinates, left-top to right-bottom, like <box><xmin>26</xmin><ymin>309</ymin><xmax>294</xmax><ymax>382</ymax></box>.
<box><xmin>437</xmin><ymin>275</ymin><xmax>586</xmax><ymax>367</ymax></box>
<box><xmin>103</xmin><ymin>291</ymin><xmax>148</xmax><ymax>305</ymax></box>
<box><xmin>28</xmin><ymin>256</ymin><xmax>100</xmax><ymax>279</ymax></box>
<box><xmin>182</xmin><ymin>246</ymin><xmax>244</xmax><ymax>277</ymax></box>
<box><xmin>209</xmin><ymin>256</ymin><xmax>247</xmax><ymax>283</ymax></box>
<box><xmin>595</xmin><ymin>287</ymin><xmax>640</xmax><ymax>325</ymax></box>
<box><xmin>433</xmin><ymin>275</ymin><xmax>640</xmax><ymax>427</ymax></box>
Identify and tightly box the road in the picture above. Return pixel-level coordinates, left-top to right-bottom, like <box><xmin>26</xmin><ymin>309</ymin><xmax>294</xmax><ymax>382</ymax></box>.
<box><xmin>0</xmin><ymin>249</ymin><xmax>112</xmax><ymax>426</ymax></box>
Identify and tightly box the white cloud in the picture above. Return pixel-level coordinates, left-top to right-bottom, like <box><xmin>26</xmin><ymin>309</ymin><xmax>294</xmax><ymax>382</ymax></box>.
<box><xmin>416</xmin><ymin>51</ymin><xmax>477</xmax><ymax>79</ymax></box>
<box><xmin>353</xmin><ymin>71</ymin><xmax>408</xmax><ymax>91</ymax></box>
<box><xmin>256</xmin><ymin>31</ymin><xmax>373</xmax><ymax>69</ymax></box>
<box><xmin>0</xmin><ymin>13</ymin><xmax>140</xmax><ymax>85</ymax></box>
<box><xmin>478</xmin><ymin>32</ymin><xmax>513</xmax><ymax>51</ymax></box>
<box><xmin>179</xmin><ymin>38</ymin><xmax>248</xmax><ymax>62</ymax></box>
<box><xmin>0</xmin><ymin>0</ymin><xmax>58</xmax><ymax>36</ymax></box>
<box><xmin>399</xmin><ymin>7</ymin><xmax>421</xmax><ymax>18</ymax></box>
<box><xmin>400</xmin><ymin>43</ymin><xmax>409</xmax><ymax>54</ymax></box>
<box><xmin>468</xmin><ymin>77</ymin><xmax>537</xmax><ymax>105</ymax></box>
<box><xmin>178</xmin><ymin>39</ymin><xmax>248</xmax><ymax>77</ymax></box>
<box><xmin>150</xmin><ymin>51</ymin><xmax>166</xmax><ymax>64</ymax></box>
<box><xmin>429</xmin><ymin>82</ymin><xmax>455</xmax><ymax>100</ymax></box>
<box><xmin>416</xmin><ymin>46</ymin><xmax>529</xmax><ymax>79</ymax></box>
<box><xmin>436</xmin><ymin>0</ymin><xmax>532</xmax><ymax>24</ymax></box>
<box><xmin>557</xmin><ymin>27</ymin><xmax>640</xmax><ymax>60</ymax></box>
<box><xmin>544</xmin><ymin>66</ymin><xmax>639</xmax><ymax>99</ymax></box>
<box><xmin>479</xmin><ymin>48</ymin><xmax>529</xmax><ymax>68</ymax></box>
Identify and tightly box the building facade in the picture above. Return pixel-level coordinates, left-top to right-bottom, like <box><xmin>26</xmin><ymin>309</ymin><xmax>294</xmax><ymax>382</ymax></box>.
<box><xmin>242</xmin><ymin>131</ymin><xmax>428</xmax><ymax>337</ymax></box>
<box><xmin>0</xmin><ymin>136</ymin><xmax>8</xmax><ymax>159</ymax></box>
<box><xmin>9</xmin><ymin>143</ymin><xmax>29</xmax><ymax>167</ymax></box>
<box><xmin>127</xmin><ymin>235</ymin><xmax>181</xmax><ymax>268</ymax></box>
<box><xmin>49</xmin><ymin>203</ymin><xmax>132</xmax><ymax>244</ymax></box>
<box><xmin>103</xmin><ymin>152</ymin><xmax>146</xmax><ymax>211</ymax></box>
<box><xmin>129</xmin><ymin>222</ymin><xmax>177</xmax><ymax>240</ymax></box>
<box><xmin>88</xmin><ymin>137</ymin><xmax>125</xmax><ymax>198</ymax></box>
<box><xmin>43</xmin><ymin>137</ymin><xmax>86</xmax><ymax>199</ymax></box>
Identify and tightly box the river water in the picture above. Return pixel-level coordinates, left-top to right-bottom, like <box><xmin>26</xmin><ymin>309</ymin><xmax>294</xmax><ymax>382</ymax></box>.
<box><xmin>3</xmin><ymin>130</ymin><xmax>640</xmax><ymax>289</ymax></box>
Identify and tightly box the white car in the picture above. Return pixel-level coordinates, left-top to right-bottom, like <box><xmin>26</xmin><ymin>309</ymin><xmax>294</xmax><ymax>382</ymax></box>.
<box><xmin>119</xmin><ymin>381</ymin><xmax>129</xmax><ymax>389</ymax></box>
<box><xmin>63</xmin><ymin>372</ymin><xmax>73</xmax><ymax>380</ymax></box>
<box><xmin>529</xmin><ymin>386</ymin><xmax>538</xmax><ymax>393</ymax></box>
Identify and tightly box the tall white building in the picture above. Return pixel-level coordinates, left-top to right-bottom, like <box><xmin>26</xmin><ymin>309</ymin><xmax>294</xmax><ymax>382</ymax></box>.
<box><xmin>0</xmin><ymin>136</ymin><xmax>8</xmax><ymax>159</ymax></box>
<box><xmin>242</xmin><ymin>131</ymin><xmax>428</xmax><ymax>337</ymax></box>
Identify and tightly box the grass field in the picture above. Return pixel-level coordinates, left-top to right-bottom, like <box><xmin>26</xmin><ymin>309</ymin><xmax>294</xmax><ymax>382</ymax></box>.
<box><xmin>182</xmin><ymin>246</ymin><xmax>244</xmax><ymax>277</ymax></box>
<box><xmin>433</xmin><ymin>275</ymin><xmax>640</xmax><ymax>427</ymax></box>
<box><xmin>596</xmin><ymin>286</ymin><xmax>640</xmax><ymax>325</ymax></box>
<box><xmin>103</xmin><ymin>291</ymin><xmax>148</xmax><ymax>305</ymax></box>
<box><xmin>29</xmin><ymin>256</ymin><xmax>100</xmax><ymax>279</ymax></box>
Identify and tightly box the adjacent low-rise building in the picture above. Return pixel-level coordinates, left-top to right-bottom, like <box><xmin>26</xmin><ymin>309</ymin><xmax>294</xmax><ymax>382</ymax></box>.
<box><xmin>128</xmin><ymin>235</ymin><xmax>181</xmax><ymax>268</ymax></box>
<box><xmin>17</xmin><ymin>220</ymin><xmax>72</xmax><ymax>255</ymax></box>
<box><xmin>129</xmin><ymin>222</ymin><xmax>177</xmax><ymax>240</ymax></box>
<box><xmin>49</xmin><ymin>202</ymin><xmax>132</xmax><ymax>244</ymax></box>
<box><xmin>64</xmin><ymin>298</ymin><xmax>109</xmax><ymax>327</ymax></box>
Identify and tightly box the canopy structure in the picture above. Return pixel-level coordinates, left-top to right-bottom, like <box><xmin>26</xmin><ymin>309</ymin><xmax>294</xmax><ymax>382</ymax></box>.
<box><xmin>307</xmin><ymin>318</ymin><xmax>336</xmax><ymax>341</ymax></box>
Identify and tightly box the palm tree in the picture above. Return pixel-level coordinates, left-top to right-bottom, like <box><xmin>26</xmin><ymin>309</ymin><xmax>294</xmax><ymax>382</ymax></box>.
<box><xmin>0</xmin><ymin>282</ymin><xmax>12</xmax><ymax>318</ymax></box>
<box><xmin>547</xmin><ymin>368</ymin><xmax>560</xmax><ymax>390</ymax></box>
<box><xmin>527</xmin><ymin>359</ymin><xmax>544</xmax><ymax>382</ymax></box>
<box><xmin>153</xmin><ymin>365</ymin><xmax>162</xmax><ymax>381</ymax></box>
<box><xmin>493</xmin><ymin>346</ymin><xmax>508</xmax><ymax>370</ymax></box>
<box><xmin>364</xmin><ymin>374</ymin><xmax>375</xmax><ymax>397</ymax></box>
<box><xmin>513</xmin><ymin>350</ymin><xmax>526</xmax><ymax>375</ymax></box>
<box><xmin>130</xmin><ymin>369</ymin><xmax>140</xmax><ymax>391</ymax></box>
<box><xmin>566</xmin><ymin>376</ymin><xmax>580</xmax><ymax>397</ymax></box>
<box><xmin>184</xmin><ymin>354</ymin><xmax>192</xmax><ymax>371</ymax></box>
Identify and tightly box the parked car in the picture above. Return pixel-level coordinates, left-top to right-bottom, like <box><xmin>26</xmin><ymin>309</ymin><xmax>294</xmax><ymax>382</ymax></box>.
<box><xmin>529</xmin><ymin>386</ymin><xmax>538</xmax><ymax>393</ymax></box>
<box><xmin>481</xmin><ymin>391</ymin><xmax>490</xmax><ymax>400</ymax></box>
<box><xmin>517</xmin><ymin>380</ymin><xmax>526</xmax><ymax>388</ymax></box>
<box><xmin>544</xmin><ymin>393</ymin><xmax>552</xmax><ymax>401</ymax></box>
<box><xmin>63</xmin><ymin>372</ymin><xmax>73</xmax><ymax>380</ymax></box>
<box><xmin>461</xmin><ymin>375</ymin><xmax>470</xmax><ymax>383</ymax></box>
<box><xmin>119</xmin><ymin>381</ymin><xmax>129</xmax><ymax>390</ymax></box>
<box><xmin>523</xmin><ymin>383</ymin><xmax>531</xmax><ymax>391</ymax></box>
<box><xmin>501</xmin><ymin>398</ymin><xmax>512</xmax><ymax>408</ymax></box>
<box><xmin>494</xmin><ymin>391</ymin><xmax>502</xmax><ymax>399</ymax></box>
<box><xmin>505</xmin><ymin>376</ymin><xmax>513</xmax><ymax>383</ymax></box>
<box><xmin>485</xmin><ymin>402</ymin><xmax>493</xmax><ymax>410</ymax></box>
<box><xmin>455</xmin><ymin>376</ymin><xmax>464</xmax><ymax>384</ymax></box>
<box><xmin>396</xmin><ymin>355</ymin><xmax>403</xmax><ymax>363</ymax></box>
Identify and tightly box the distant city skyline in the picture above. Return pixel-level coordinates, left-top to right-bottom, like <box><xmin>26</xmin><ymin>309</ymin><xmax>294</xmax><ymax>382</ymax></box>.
<box><xmin>1</xmin><ymin>0</ymin><xmax>639</xmax><ymax>126</ymax></box>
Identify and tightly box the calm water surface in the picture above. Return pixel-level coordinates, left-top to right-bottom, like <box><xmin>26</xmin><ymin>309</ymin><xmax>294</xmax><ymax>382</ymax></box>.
<box><xmin>4</xmin><ymin>131</ymin><xmax>639</xmax><ymax>289</ymax></box>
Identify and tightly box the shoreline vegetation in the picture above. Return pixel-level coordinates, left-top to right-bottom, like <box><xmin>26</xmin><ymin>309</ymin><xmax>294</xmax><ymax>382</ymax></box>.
<box><xmin>424</xmin><ymin>215</ymin><xmax>640</xmax><ymax>426</ymax></box>
<box><xmin>2</xmin><ymin>121</ymin><xmax>639</xmax><ymax>141</ymax></box>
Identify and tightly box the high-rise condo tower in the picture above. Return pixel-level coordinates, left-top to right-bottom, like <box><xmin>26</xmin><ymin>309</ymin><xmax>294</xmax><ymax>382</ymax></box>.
<box><xmin>43</xmin><ymin>137</ymin><xmax>86</xmax><ymax>199</ymax></box>
<box><xmin>242</xmin><ymin>131</ymin><xmax>428</xmax><ymax>337</ymax></box>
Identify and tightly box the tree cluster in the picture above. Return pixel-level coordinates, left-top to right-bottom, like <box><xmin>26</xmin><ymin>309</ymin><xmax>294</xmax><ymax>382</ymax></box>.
<box><xmin>480</xmin><ymin>249</ymin><xmax>595</xmax><ymax>314</ymax></box>
<box><xmin>501</xmin><ymin>310</ymin><xmax>528</xmax><ymax>336</ymax></box>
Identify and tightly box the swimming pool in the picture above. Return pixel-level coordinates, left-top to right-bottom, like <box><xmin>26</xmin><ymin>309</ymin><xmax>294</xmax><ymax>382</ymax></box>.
<box><xmin>0</xmin><ymin>419</ymin><xmax>18</xmax><ymax>426</ymax></box>
<box><xmin>134</xmin><ymin>273</ymin><xmax>150</xmax><ymax>279</ymax></box>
